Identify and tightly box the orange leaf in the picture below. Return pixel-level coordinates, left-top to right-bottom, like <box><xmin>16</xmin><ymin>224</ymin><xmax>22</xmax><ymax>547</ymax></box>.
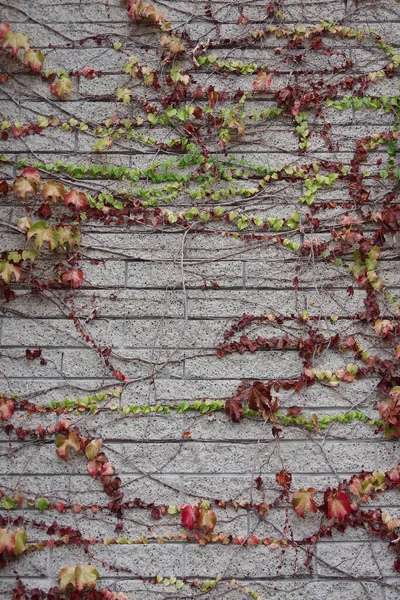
<box><xmin>55</xmin><ymin>432</ymin><xmax>81</xmax><ymax>460</ymax></box>
<box><xmin>292</xmin><ymin>488</ymin><xmax>318</xmax><ymax>518</ymax></box>
<box><xmin>197</xmin><ymin>501</ymin><xmax>216</xmax><ymax>533</ymax></box>
<box><xmin>42</xmin><ymin>180</ymin><xmax>66</xmax><ymax>203</ymax></box>
<box><xmin>253</xmin><ymin>71</ymin><xmax>273</xmax><ymax>93</ymax></box>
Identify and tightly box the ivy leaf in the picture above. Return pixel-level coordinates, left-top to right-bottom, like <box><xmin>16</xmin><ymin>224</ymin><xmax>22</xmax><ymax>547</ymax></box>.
<box><xmin>128</xmin><ymin>0</ymin><xmax>168</xmax><ymax>28</ymax></box>
<box><xmin>0</xmin><ymin>529</ymin><xmax>16</xmax><ymax>554</ymax></box>
<box><xmin>20</xmin><ymin>168</ymin><xmax>41</xmax><ymax>182</ymax></box>
<box><xmin>23</xmin><ymin>49</ymin><xmax>45</xmax><ymax>72</ymax></box>
<box><xmin>0</xmin><ymin>260</ymin><xmax>21</xmax><ymax>284</ymax></box>
<box><xmin>0</xmin><ymin>180</ymin><xmax>8</xmax><ymax>194</ymax></box>
<box><xmin>0</xmin><ymin>528</ymin><xmax>25</xmax><ymax>555</ymax></box>
<box><xmin>326</xmin><ymin>490</ymin><xmax>352</xmax><ymax>522</ymax></box>
<box><xmin>196</xmin><ymin>501</ymin><xmax>216</xmax><ymax>533</ymax></box>
<box><xmin>93</xmin><ymin>137</ymin><xmax>112</xmax><ymax>152</ymax></box>
<box><xmin>64</xmin><ymin>189</ymin><xmax>88</xmax><ymax>211</ymax></box>
<box><xmin>2</xmin><ymin>30</ymin><xmax>29</xmax><ymax>55</ymax></box>
<box><xmin>160</xmin><ymin>35</ymin><xmax>185</xmax><ymax>54</ymax></box>
<box><xmin>275</xmin><ymin>469</ymin><xmax>292</xmax><ymax>489</ymax></box>
<box><xmin>61</xmin><ymin>268</ymin><xmax>84</xmax><ymax>289</ymax></box>
<box><xmin>181</xmin><ymin>504</ymin><xmax>199</xmax><ymax>530</ymax></box>
<box><xmin>58</xmin><ymin>565</ymin><xmax>100</xmax><ymax>592</ymax></box>
<box><xmin>0</xmin><ymin>398</ymin><xmax>15</xmax><ymax>420</ymax></box>
<box><xmin>8</xmin><ymin>252</ymin><xmax>21</xmax><ymax>263</ymax></box>
<box><xmin>55</xmin><ymin>432</ymin><xmax>81</xmax><ymax>460</ymax></box>
<box><xmin>147</xmin><ymin>113</ymin><xmax>158</xmax><ymax>126</ymax></box>
<box><xmin>13</xmin><ymin>176</ymin><xmax>36</xmax><ymax>199</ymax></box>
<box><xmin>50</xmin><ymin>77</ymin><xmax>72</xmax><ymax>99</ymax></box>
<box><xmin>37</xmin><ymin>498</ymin><xmax>49</xmax><ymax>511</ymax></box>
<box><xmin>82</xmin><ymin>66</ymin><xmax>96</xmax><ymax>78</ymax></box>
<box><xmin>1</xmin><ymin>496</ymin><xmax>17</xmax><ymax>510</ymax></box>
<box><xmin>116</xmin><ymin>88</ymin><xmax>132</xmax><ymax>105</ymax></box>
<box><xmin>13</xmin><ymin>529</ymin><xmax>27</xmax><ymax>556</ymax></box>
<box><xmin>88</xmin><ymin>460</ymin><xmax>114</xmax><ymax>478</ymax></box>
<box><xmin>287</xmin><ymin>406</ymin><xmax>302</xmax><ymax>417</ymax></box>
<box><xmin>0</xmin><ymin>23</ymin><xmax>11</xmax><ymax>39</ymax></box>
<box><xmin>247</xmin><ymin>381</ymin><xmax>272</xmax><ymax>412</ymax></box>
<box><xmin>225</xmin><ymin>397</ymin><xmax>244</xmax><ymax>423</ymax></box>
<box><xmin>17</xmin><ymin>217</ymin><xmax>32</xmax><ymax>232</ymax></box>
<box><xmin>27</xmin><ymin>221</ymin><xmax>59</xmax><ymax>250</ymax></box>
<box><xmin>292</xmin><ymin>488</ymin><xmax>318</xmax><ymax>518</ymax></box>
<box><xmin>85</xmin><ymin>439</ymin><xmax>103</xmax><ymax>460</ymax></box>
<box><xmin>57</xmin><ymin>226</ymin><xmax>80</xmax><ymax>249</ymax></box>
<box><xmin>42</xmin><ymin>180</ymin><xmax>66</xmax><ymax>203</ymax></box>
<box><xmin>253</xmin><ymin>71</ymin><xmax>273</xmax><ymax>93</ymax></box>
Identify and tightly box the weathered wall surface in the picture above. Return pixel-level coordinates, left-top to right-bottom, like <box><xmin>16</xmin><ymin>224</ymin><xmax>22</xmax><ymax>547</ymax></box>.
<box><xmin>1</xmin><ymin>0</ymin><xmax>400</xmax><ymax>598</ymax></box>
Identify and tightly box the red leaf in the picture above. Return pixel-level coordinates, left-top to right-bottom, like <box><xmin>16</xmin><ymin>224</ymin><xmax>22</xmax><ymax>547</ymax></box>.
<box><xmin>0</xmin><ymin>529</ymin><xmax>15</xmax><ymax>554</ymax></box>
<box><xmin>151</xmin><ymin>507</ymin><xmax>161</xmax><ymax>520</ymax></box>
<box><xmin>225</xmin><ymin>397</ymin><xmax>244</xmax><ymax>423</ymax></box>
<box><xmin>23</xmin><ymin>49</ymin><xmax>45</xmax><ymax>72</ymax></box>
<box><xmin>326</xmin><ymin>490</ymin><xmax>352</xmax><ymax>522</ymax></box>
<box><xmin>291</xmin><ymin>99</ymin><xmax>301</xmax><ymax>116</ymax></box>
<box><xmin>0</xmin><ymin>398</ymin><xmax>15</xmax><ymax>421</ymax></box>
<box><xmin>3</xmin><ymin>287</ymin><xmax>15</xmax><ymax>302</ymax></box>
<box><xmin>61</xmin><ymin>268</ymin><xmax>84</xmax><ymax>289</ymax></box>
<box><xmin>0</xmin><ymin>180</ymin><xmax>8</xmax><ymax>194</ymax></box>
<box><xmin>253</xmin><ymin>71</ymin><xmax>273</xmax><ymax>93</ymax></box>
<box><xmin>82</xmin><ymin>67</ymin><xmax>96</xmax><ymax>79</ymax></box>
<box><xmin>113</xmin><ymin>370</ymin><xmax>128</xmax><ymax>381</ymax></box>
<box><xmin>0</xmin><ymin>23</ymin><xmax>11</xmax><ymax>39</ymax></box>
<box><xmin>181</xmin><ymin>504</ymin><xmax>199</xmax><ymax>530</ymax></box>
<box><xmin>20</xmin><ymin>168</ymin><xmax>41</xmax><ymax>183</ymax></box>
<box><xmin>275</xmin><ymin>469</ymin><xmax>292</xmax><ymax>489</ymax></box>
<box><xmin>247</xmin><ymin>381</ymin><xmax>272</xmax><ymax>412</ymax></box>
<box><xmin>37</xmin><ymin>202</ymin><xmax>52</xmax><ymax>218</ymax></box>
<box><xmin>64</xmin><ymin>189</ymin><xmax>88</xmax><ymax>212</ymax></box>
<box><xmin>25</xmin><ymin>348</ymin><xmax>42</xmax><ymax>360</ymax></box>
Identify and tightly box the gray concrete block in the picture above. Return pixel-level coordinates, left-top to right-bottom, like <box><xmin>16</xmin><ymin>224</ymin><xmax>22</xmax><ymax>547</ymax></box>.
<box><xmin>1</xmin><ymin>317</ymin><xmax>124</xmax><ymax>348</ymax></box>
<box><xmin>185</xmin><ymin>544</ymin><xmax>312</xmax><ymax>578</ymax></box>
<box><xmin>127</xmin><ymin>260</ymin><xmax>243</xmax><ymax>289</ymax></box>
<box><xmin>61</xmin><ymin>347</ymin><xmax>183</xmax><ymax>378</ymax></box>
<box><xmin>185</xmin><ymin>350</ymin><xmax>302</xmax><ymax>379</ymax></box>
<box><xmin>114</xmin><ymin>440</ymin><xmax>248</xmax><ymax>475</ymax></box>
<box><xmin>124</xmin><ymin>318</ymin><xmax>229</xmax><ymax>349</ymax></box>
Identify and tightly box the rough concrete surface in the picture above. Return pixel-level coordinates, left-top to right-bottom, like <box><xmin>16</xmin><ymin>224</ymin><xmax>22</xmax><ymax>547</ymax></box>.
<box><xmin>1</xmin><ymin>0</ymin><xmax>400</xmax><ymax>598</ymax></box>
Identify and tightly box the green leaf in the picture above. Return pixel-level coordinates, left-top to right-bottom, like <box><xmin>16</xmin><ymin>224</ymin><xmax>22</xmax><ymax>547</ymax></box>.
<box><xmin>1</xmin><ymin>496</ymin><xmax>17</xmax><ymax>510</ymax></box>
<box><xmin>8</xmin><ymin>251</ymin><xmax>21</xmax><ymax>263</ymax></box>
<box><xmin>93</xmin><ymin>137</ymin><xmax>112</xmax><ymax>152</ymax></box>
<box><xmin>37</xmin><ymin>498</ymin><xmax>49</xmax><ymax>511</ymax></box>
<box><xmin>147</xmin><ymin>113</ymin><xmax>158</xmax><ymax>126</ymax></box>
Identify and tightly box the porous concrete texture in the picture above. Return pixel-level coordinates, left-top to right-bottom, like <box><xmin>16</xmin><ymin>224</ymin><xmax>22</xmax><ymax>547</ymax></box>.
<box><xmin>1</xmin><ymin>0</ymin><xmax>400</xmax><ymax>598</ymax></box>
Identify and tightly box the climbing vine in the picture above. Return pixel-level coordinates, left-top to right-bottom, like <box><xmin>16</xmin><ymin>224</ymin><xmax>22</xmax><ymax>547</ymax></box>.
<box><xmin>1</xmin><ymin>0</ymin><xmax>400</xmax><ymax>597</ymax></box>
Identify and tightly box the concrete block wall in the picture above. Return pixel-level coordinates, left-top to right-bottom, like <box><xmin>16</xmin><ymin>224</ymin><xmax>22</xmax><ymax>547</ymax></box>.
<box><xmin>1</xmin><ymin>0</ymin><xmax>400</xmax><ymax>598</ymax></box>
